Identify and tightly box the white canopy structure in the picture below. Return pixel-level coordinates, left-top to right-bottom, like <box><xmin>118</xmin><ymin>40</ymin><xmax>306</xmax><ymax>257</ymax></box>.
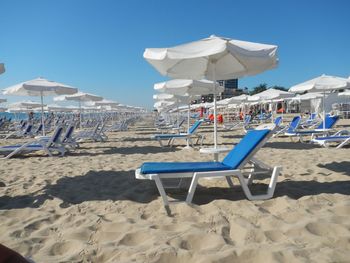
<box><xmin>144</xmin><ymin>35</ymin><xmax>278</xmax><ymax>148</ymax></box>
<box><xmin>154</xmin><ymin>78</ymin><xmax>224</xmax><ymax>147</ymax></box>
<box><xmin>249</xmin><ymin>88</ymin><xmax>294</xmax><ymax>102</ymax></box>
<box><xmin>94</xmin><ymin>99</ymin><xmax>119</xmax><ymax>107</ymax></box>
<box><xmin>9</xmin><ymin>101</ymin><xmax>44</xmax><ymax>109</ymax></box>
<box><xmin>339</xmin><ymin>90</ymin><xmax>350</xmax><ymax>97</ymax></box>
<box><xmin>289</xmin><ymin>74</ymin><xmax>350</xmax><ymax>130</ymax></box>
<box><xmin>3</xmin><ymin>77</ymin><xmax>78</xmax><ymax>134</ymax></box>
<box><xmin>54</xmin><ymin>91</ymin><xmax>103</xmax><ymax>128</ymax></box>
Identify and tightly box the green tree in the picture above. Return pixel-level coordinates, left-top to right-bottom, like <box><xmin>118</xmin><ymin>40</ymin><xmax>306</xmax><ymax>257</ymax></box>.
<box><xmin>250</xmin><ymin>83</ymin><xmax>267</xmax><ymax>95</ymax></box>
<box><xmin>270</xmin><ymin>85</ymin><xmax>288</xmax><ymax>91</ymax></box>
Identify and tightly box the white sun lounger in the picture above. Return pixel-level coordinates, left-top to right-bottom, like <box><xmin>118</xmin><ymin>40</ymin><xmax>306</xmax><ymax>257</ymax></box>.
<box><xmin>0</xmin><ymin>126</ymin><xmax>66</xmax><ymax>159</ymax></box>
<box><xmin>136</xmin><ymin>123</ymin><xmax>282</xmax><ymax>213</ymax></box>
<box><xmin>311</xmin><ymin>130</ymin><xmax>350</xmax><ymax>148</ymax></box>
<box><xmin>151</xmin><ymin>119</ymin><xmax>204</xmax><ymax>147</ymax></box>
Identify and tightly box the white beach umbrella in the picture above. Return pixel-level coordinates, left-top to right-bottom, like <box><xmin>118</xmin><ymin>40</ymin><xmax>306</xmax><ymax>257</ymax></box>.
<box><xmin>288</xmin><ymin>92</ymin><xmax>324</xmax><ymax>102</ymax></box>
<box><xmin>54</xmin><ymin>91</ymin><xmax>103</xmax><ymax>128</ymax></box>
<box><xmin>154</xmin><ymin>79</ymin><xmax>224</xmax><ymax>146</ymax></box>
<box><xmin>339</xmin><ymin>90</ymin><xmax>350</xmax><ymax>96</ymax></box>
<box><xmin>0</xmin><ymin>63</ymin><xmax>5</xmax><ymax>75</ymax></box>
<box><xmin>144</xmin><ymin>35</ymin><xmax>278</xmax><ymax>148</ymax></box>
<box><xmin>9</xmin><ymin>100</ymin><xmax>44</xmax><ymax>108</ymax></box>
<box><xmin>226</xmin><ymin>94</ymin><xmax>250</xmax><ymax>117</ymax></box>
<box><xmin>249</xmin><ymin>88</ymin><xmax>295</xmax><ymax>101</ymax></box>
<box><xmin>289</xmin><ymin>74</ymin><xmax>350</xmax><ymax>130</ymax></box>
<box><xmin>3</xmin><ymin>77</ymin><xmax>78</xmax><ymax>135</ymax></box>
<box><xmin>248</xmin><ymin>88</ymin><xmax>294</xmax><ymax>119</ymax></box>
<box><xmin>94</xmin><ymin>99</ymin><xmax>119</xmax><ymax>107</ymax></box>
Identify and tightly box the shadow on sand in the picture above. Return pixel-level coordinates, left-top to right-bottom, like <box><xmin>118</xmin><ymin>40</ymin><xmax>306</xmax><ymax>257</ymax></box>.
<box><xmin>317</xmin><ymin>161</ymin><xmax>350</xmax><ymax>176</ymax></box>
<box><xmin>0</xmin><ymin>170</ymin><xmax>158</xmax><ymax>210</ymax></box>
<box><xmin>1</xmin><ymin>169</ymin><xmax>349</xmax><ymax>209</ymax></box>
<box><xmin>66</xmin><ymin>145</ymin><xmax>180</xmax><ymax>157</ymax></box>
<box><xmin>265</xmin><ymin>141</ymin><xmax>316</xmax><ymax>150</ymax></box>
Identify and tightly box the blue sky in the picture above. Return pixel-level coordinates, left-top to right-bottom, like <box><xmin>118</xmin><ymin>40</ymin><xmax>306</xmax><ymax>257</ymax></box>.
<box><xmin>1</xmin><ymin>0</ymin><xmax>349</xmax><ymax>108</ymax></box>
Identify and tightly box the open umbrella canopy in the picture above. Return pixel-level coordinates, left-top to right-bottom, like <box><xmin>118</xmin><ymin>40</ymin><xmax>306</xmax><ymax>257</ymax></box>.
<box><xmin>3</xmin><ymin>77</ymin><xmax>78</xmax><ymax>96</ymax></box>
<box><xmin>154</xmin><ymin>79</ymin><xmax>224</xmax><ymax>96</ymax></box>
<box><xmin>339</xmin><ymin>90</ymin><xmax>350</xmax><ymax>96</ymax></box>
<box><xmin>288</xmin><ymin>92</ymin><xmax>324</xmax><ymax>102</ymax></box>
<box><xmin>93</xmin><ymin>99</ymin><xmax>119</xmax><ymax>107</ymax></box>
<box><xmin>46</xmin><ymin>104</ymin><xmax>79</xmax><ymax>112</ymax></box>
<box><xmin>145</xmin><ymin>35</ymin><xmax>278</xmax><ymax>148</ymax></box>
<box><xmin>54</xmin><ymin>91</ymin><xmax>103</xmax><ymax>102</ymax></box>
<box><xmin>9</xmin><ymin>100</ymin><xmax>44</xmax><ymax>109</ymax></box>
<box><xmin>144</xmin><ymin>35</ymin><xmax>278</xmax><ymax>80</ymax></box>
<box><xmin>289</xmin><ymin>74</ymin><xmax>350</xmax><ymax>93</ymax></box>
<box><xmin>54</xmin><ymin>92</ymin><xmax>103</xmax><ymax>128</ymax></box>
<box><xmin>3</xmin><ymin>77</ymin><xmax>78</xmax><ymax>135</ymax></box>
<box><xmin>289</xmin><ymin>75</ymin><xmax>350</xmax><ymax>130</ymax></box>
<box><xmin>249</xmin><ymin>88</ymin><xmax>295</xmax><ymax>102</ymax></box>
<box><xmin>0</xmin><ymin>63</ymin><xmax>5</xmax><ymax>75</ymax></box>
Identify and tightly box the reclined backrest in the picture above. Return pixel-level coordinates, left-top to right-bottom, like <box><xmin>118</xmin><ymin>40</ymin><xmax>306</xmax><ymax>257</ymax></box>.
<box><xmin>47</xmin><ymin>126</ymin><xmax>64</xmax><ymax>146</ymax></box>
<box><xmin>222</xmin><ymin>124</ymin><xmax>275</xmax><ymax>169</ymax></box>
<box><xmin>287</xmin><ymin>116</ymin><xmax>301</xmax><ymax>133</ymax></box>
<box><xmin>244</xmin><ymin>115</ymin><xmax>251</xmax><ymax>124</ymax></box>
<box><xmin>63</xmin><ymin>125</ymin><xmax>74</xmax><ymax>141</ymax></box>
<box><xmin>24</xmin><ymin>124</ymin><xmax>33</xmax><ymax>134</ymax></box>
<box><xmin>316</xmin><ymin>115</ymin><xmax>339</xmax><ymax>129</ymax></box>
<box><xmin>35</xmin><ymin>124</ymin><xmax>43</xmax><ymax>134</ymax></box>
<box><xmin>188</xmin><ymin>120</ymin><xmax>203</xmax><ymax>134</ymax></box>
<box><xmin>274</xmin><ymin>116</ymin><xmax>282</xmax><ymax>126</ymax></box>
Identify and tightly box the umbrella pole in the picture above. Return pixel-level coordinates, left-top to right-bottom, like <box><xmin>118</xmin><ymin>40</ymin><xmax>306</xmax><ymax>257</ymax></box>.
<box><xmin>185</xmin><ymin>103</ymin><xmax>191</xmax><ymax>148</ymax></box>
<box><xmin>79</xmin><ymin>101</ymin><xmax>82</xmax><ymax>129</ymax></box>
<box><xmin>213</xmin><ymin>63</ymin><xmax>218</xmax><ymax>149</ymax></box>
<box><xmin>323</xmin><ymin>91</ymin><xmax>326</xmax><ymax>131</ymax></box>
<box><xmin>40</xmin><ymin>91</ymin><xmax>45</xmax><ymax>136</ymax></box>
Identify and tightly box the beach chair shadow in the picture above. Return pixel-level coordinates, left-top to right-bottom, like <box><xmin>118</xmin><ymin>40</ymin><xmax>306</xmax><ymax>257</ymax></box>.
<box><xmin>265</xmin><ymin>141</ymin><xmax>316</xmax><ymax>150</ymax></box>
<box><xmin>317</xmin><ymin>161</ymin><xmax>350</xmax><ymax>176</ymax></box>
<box><xmin>181</xmin><ymin>178</ymin><xmax>350</xmax><ymax>205</ymax></box>
<box><xmin>43</xmin><ymin>170</ymin><xmax>158</xmax><ymax>207</ymax></box>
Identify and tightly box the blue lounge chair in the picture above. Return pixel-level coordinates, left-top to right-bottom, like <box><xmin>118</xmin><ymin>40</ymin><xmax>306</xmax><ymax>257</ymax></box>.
<box><xmin>136</xmin><ymin>123</ymin><xmax>282</xmax><ymax>211</ymax></box>
<box><xmin>0</xmin><ymin>126</ymin><xmax>66</xmax><ymax>159</ymax></box>
<box><xmin>152</xmin><ymin>119</ymin><xmax>204</xmax><ymax>147</ymax></box>
<box><xmin>273</xmin><ymin>116</ymin><xmax>301</xmax><ymax>137</ymax></box>
<box><xmin>311</xmin><ymin>130</ymin><xmax>350</xmax><ymax>148</ymax></box>
<box><xmin>5</xmin><ymin>123</ymin><xmax>33</xmax><ymax>139</ymax></box>
<box><xmin>285</xmin><ymin>115</ymin><xmax>339</xmax><ymax>142</ymax></box>
<box><xmin>224</xmin><ymin>115</ymin><xmax>251</xmax><ymax>131</ymax></box>
<box><xmin>274</xmin><ymin>116</ymin><xmax>283</xmax><ymax>127</ymax></box>
<box><xmin>300</xmin><ymin>112</ymin><xmax>319</xmax><ymax>128</ymax></box>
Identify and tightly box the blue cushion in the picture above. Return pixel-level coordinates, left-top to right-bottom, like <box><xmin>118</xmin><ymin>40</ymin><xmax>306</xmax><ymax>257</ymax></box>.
<box><xmin>141</xmin><ymin>162</ymin><xmax>231</xmax><ymax>174</ymax></box>
<box><xmin>316</xmin><ymin>116</ymin><xmax>339</xmax><ymax>129</ymax></box>
<box><xmin>222</xmin><ymin>129</ymin><xmax>270</xmax><ymax>169</ymax></box>
<box><xmin>286</xmin><ymin>116</ymin><xmax>301</xmax><ymax>133</ymax></box>
<box><xmin>188</xmin><ymin>120</ymin><xmax>202</xmax><ymax>134</ymax></box>
<box><xmin>0</xmin><ymin>144</ymin><xmax>42</xmax><ymax>149</ymax></box>
<box><xmin>142</xmin><ymin>128</ymin><xmax>271</xmax><ymax>175</ymax></box>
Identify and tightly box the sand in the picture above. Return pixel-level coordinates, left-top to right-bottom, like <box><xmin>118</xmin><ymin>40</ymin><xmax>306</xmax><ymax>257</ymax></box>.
<box><xmin>0</xmin><ymin>117</ymin><xmax>349</xmax><ymax>263</ymax></box>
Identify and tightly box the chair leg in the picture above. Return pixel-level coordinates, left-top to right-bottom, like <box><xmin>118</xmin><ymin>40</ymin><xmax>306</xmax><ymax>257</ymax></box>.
<box><xmin>153</xmin><ymin>175</ymin><xmax>170</xmax><ymax>212</ymax></box>
<box><xmin>337</xmin><ymin>138</ymin><xmax>350</xmax><ymax>148</ymax></box>
<box><xmin>236</xmin><ymin>166</ymin><xmax>282</xmax><ymax>200</ymax></box>
<box><xmin>225</xmin><ymin>176</ymin><xmax>234</xmax><ymax>188</ymax></box>
<box><xmin>186</xmin><ymin>172</ymin><xmax>200</xmax><ymax>204</ymax></box>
